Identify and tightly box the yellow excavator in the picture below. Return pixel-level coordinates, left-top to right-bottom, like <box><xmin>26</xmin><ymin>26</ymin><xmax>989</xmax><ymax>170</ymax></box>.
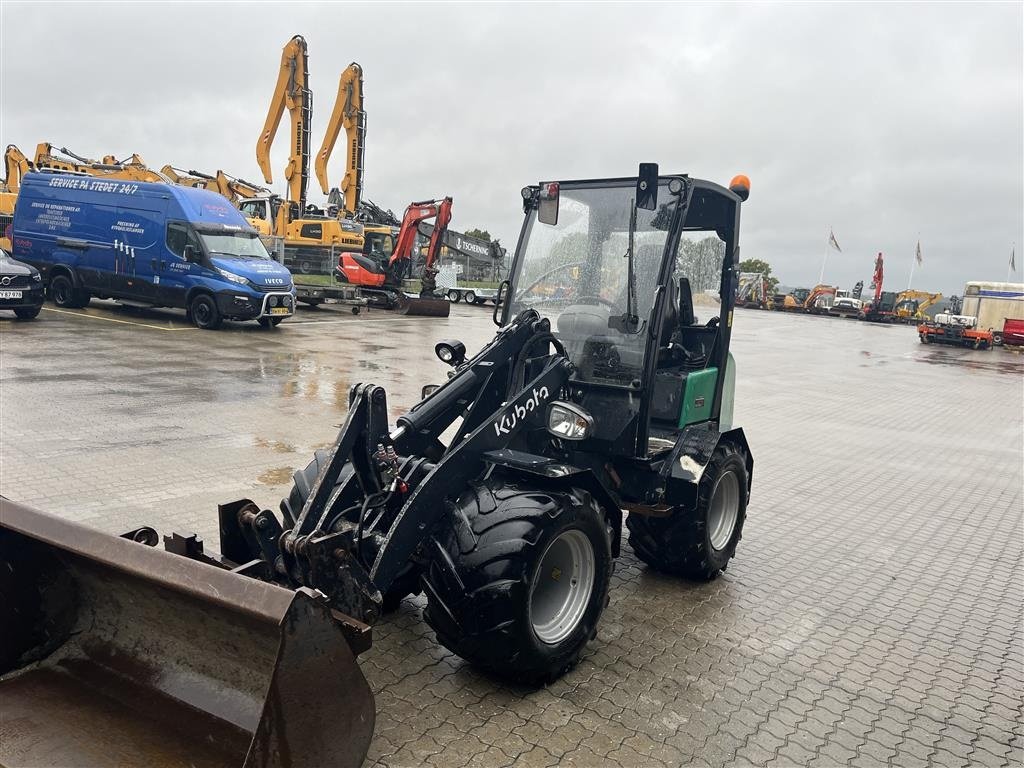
<box><xmin>162</xmin><ymin>165</ymin><xmax>270</xmax><ymax>205</ymax></box>
<box><xmin>33</xmin><ymin>143</ymin><xmax>169</xmax><ymax>183</ymax></box>
<box><xmin>247</xmin><ymin>35</ymin><xmax>363</xmax><ymax>257</ymax></box>
<box><xmin>1</xmin><ymin>144</ymin><xmax>32</xmax><ymax>250</ymax></box>
<box><xmin>894</xmin><ymin>290</ymin><xmax>943</xmax><ymax>323</ymax></box>
<box><xmin>315</xmin><ymin>62</ymin><xmax>365</xmax><ymax>218</ymax></box>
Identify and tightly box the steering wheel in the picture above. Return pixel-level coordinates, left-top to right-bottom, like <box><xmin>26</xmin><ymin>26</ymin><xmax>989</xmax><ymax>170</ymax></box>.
<box><xmin>574</xmin><ymin>295</ymin><xmax>617</xmax><ymax>309</ymax></box>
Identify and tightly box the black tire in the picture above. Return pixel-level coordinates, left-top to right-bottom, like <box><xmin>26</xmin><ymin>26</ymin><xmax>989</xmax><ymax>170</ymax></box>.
<box><xmin>14</xmin><ymin>306</ymin><xmax>41</xmax><ymax>320</ymax></box>
<box><xmin>281</xmin><ymin>450</ymin><xmax>420</xmax><ymax>611</ymax></box>
<box><xmin>422</xmin><ymin>480</ymin><xmax>613</xmax><ymax>685</ymax></box>
<box><xmin>464</xmin><ymin>290</ymin><xmax>477</xmax><ymax>304</ymax></box>
<box><xmin>993</xmin><ymin>332</ymin><xmax>1004</xmax><ymax>346</ymax></box>
<box><xmin>50</xmin><ymin>274</ymin><xmax>87</xmax><ymax>309</ymax></box>
<box><xmin>447</xmin><ymin>290</ymin><xmax>461</xmax><ymax>303</ymax></box>
<box><xmin>627</xmin><ymin>441</ymin><xmax>748</xmax><ymax>580</ymax></box>
<box><xmin>258</xmin><ymin>317</ymin><xmax>284</xmax><ymax>328</ymax></box>
<box><xmin>351</xmin><ymin>306</ymin><xmax>360</xmax><ymax>315</ymax></box>
<box><xmin>189</xmin><ymin>293</ymin><xmax>222</xmax><ymax>330</ymax></box>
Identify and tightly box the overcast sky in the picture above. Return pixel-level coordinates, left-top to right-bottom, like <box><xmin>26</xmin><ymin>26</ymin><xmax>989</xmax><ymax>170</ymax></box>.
<box><xmin>2</xmin><ymin>2</ymin><xmax>1021</xmax><ymax>294</ymax></box>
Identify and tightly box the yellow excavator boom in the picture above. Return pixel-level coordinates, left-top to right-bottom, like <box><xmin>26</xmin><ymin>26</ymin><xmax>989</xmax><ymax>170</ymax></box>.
<box><xmin>256</xmin><ymin>34</ymin><xmax>311</xmax><ymax>209</ymax></box>
<box><xmin>34</xmin><ymin>144</ymin><xmax>168</xmax><ymax>183</ymax></box>
<box><xmin>3</xmin><ymin>144</ymin><xmax>32</xmax><ymax>193</ymax></box>
<box><xmin>315</xmin><ymin>62</ymin><xmax>365</xmax><ymax>215</ymax></box>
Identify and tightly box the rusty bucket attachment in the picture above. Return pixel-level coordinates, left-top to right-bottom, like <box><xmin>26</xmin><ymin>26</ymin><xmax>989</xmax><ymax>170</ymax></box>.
<box><xmin>396</xmin><ymin>291</ymin><xmax>451</xmax><ymax>318</ymax></box>
<box><xmin>0</xmin><ymin>499</ymin><xmax>375</xmax><ymax>768</ymax></box>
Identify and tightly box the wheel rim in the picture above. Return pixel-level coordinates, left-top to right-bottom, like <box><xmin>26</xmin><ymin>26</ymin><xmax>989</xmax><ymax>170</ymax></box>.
<box><xmin>194</xmin><ymin>300</ymin><xmax>211</xmax><ymax>325</ymax></box>
<box><xmin>54</xmin><ymin>281</ymin><xmax>69</xmax><ymax>304</ymax></box>
<box><xmin>466</xmin><ymin>292</ymin><xmax>476</xmax><ymax>302</ymax></box>
<box><xmin>530</xmin><ymin>529</ymin><xmax>595</xmax><ymax>645</ymax></box>
<box><xmin>708</xmin><ymin>471</ymin><xmax>740</xmax><ymax>551</ymax></box>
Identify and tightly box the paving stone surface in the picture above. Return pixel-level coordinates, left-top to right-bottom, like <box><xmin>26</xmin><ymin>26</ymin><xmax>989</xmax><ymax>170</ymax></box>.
<box><xmin>1</xmin><ymin>301</ymin><xmax>1021</xmax><ymax>767</ymax></box>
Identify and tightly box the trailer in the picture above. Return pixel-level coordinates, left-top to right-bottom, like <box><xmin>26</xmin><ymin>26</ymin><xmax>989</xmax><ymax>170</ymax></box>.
<box><xmin>445</xmin><ymin>285</ymin><xmax>498</xmax><ymax>305</ymax></box>
<box><xmin>961</xmin><ymin>281</ymin><xmax>1024</xmax><ymax>343</ymax></box>
<box><xmin>918</xmin><ymin>313</ymin><xmax>993</xmax><ymax>349</ymax></box>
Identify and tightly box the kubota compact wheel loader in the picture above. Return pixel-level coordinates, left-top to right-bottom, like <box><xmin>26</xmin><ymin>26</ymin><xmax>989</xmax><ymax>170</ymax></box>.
<box><xmin>1</xmin><ymin>164</ymin><xmax>753</xmax><ymax>767</ymax></box>
<box><xmin>142</xmin><ymin>163</ymin><xmax>755</xmax><ymax>687</ymax></box>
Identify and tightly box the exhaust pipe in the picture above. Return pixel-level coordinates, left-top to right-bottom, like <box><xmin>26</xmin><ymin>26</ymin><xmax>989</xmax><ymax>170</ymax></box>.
<box><xmin>0</xmin><ymin>499</ymin><xmax>375</xmax><ymax>768</ymax></box>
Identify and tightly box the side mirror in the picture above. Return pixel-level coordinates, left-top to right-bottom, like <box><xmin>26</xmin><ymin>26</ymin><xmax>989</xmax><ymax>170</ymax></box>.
<box><xmin>492</xmin><ymin>279</ymin><xmax>511</xmax><ymax>326</ymax></box>
<box><xmin>636</xmin><ymin>162</ymin><xmax>659</xmax><ymax>210</ymax></box>
<box><xmin>183</xmin><ymin>244</ymin><xmax>200</xmax><ymax>263</ymax></box>
<box><xmin>537</xmin><ymin>182</ymin><xmax>559</xmax><ymax>226</ymax></box>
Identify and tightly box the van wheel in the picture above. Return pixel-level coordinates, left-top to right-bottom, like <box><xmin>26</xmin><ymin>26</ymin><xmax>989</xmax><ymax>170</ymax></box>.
<box><xmin>258</xmin><ymin>317</ymin><xmax>284</xmax><ymax>328</ymax></box>
<box><xmin>189</xmin><ymin>294</ymin><xmax>222</xmax><ymax>330</ymax></box>
<box><xmin>50</xmin><ymin>274</ymin><xmax>86</xmax><ymax>308</ymax></box>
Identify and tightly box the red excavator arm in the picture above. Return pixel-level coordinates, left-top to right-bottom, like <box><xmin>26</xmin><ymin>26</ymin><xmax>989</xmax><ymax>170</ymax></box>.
<box><xmin>870</xmin><ymin>252</ymin><xmax>884</xmax><ymax>303</ymax></box>
<box><xmin>389</xmin><ymin>197</ymin><xmax>453</xmax><ymax>296</ymax></box>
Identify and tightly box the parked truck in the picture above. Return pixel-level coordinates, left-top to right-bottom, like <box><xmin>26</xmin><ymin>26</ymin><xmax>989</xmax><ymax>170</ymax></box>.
<box><xmin>960</xmin><ymin>281</ymin><xmax>1024</xmax><ymax>345</ymax></box>
<box><xmin>12</xmin><ymin>172</ymin><xmax>297</xmax><ymax>329</ymax></box>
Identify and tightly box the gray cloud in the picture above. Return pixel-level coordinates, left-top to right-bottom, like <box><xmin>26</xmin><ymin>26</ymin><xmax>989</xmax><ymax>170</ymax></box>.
<box><xmin>2</xmin><ymin>1</ymin><xmax>1020</xmax><ymax>295</ymax></box>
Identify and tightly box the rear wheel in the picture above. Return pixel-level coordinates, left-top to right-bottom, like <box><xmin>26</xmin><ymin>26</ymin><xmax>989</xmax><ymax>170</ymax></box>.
<box><xmin>189</xmin><ymin>293</ymin><xmax>222</xmax><ymax>330</ymax></box>
<box><xmin>464</xmin><ymin>290</ymin><xmax>477</xmax><ymax>304</ymax></box>
<box><xmin>447</xmin><ymin>290</ymin><xmax>461</xmax><ymax>303</ymax></box>
<box><xmin>627</xmin><ymin>441</ymin><xmax>748</xmax><ymax>580</ymax></box>
<box><xmin>422</xmin><ymin>480</ymin><xmax>612</xmax><ymax>685</ymax></box>
<box><xmin>50</xmin><ymin>274</ymin><xmax>89</xmax><ymax>309</ymax></box>
<box><xmin>14</xmin><ymin>306</ymin><xmax>41</xmax><ymax>320</ymax></box>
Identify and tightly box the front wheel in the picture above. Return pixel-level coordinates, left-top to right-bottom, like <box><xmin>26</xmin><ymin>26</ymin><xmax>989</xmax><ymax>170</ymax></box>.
<box><xmin>258</xmin><ymin>317</ymin><xmax>284</xmax><ymax>328</ymax></box>
<box><xmin>447</xmin><ymin>290</ymin><xmax>461</xmax><ymax>303</ymax></box>
<box><xmin>423</xmin><ymin>480</ymin><xmax>612</xmax><ymax>685</ymax></box>
<box><xmin>627</xmin><ymin>441</ymin><xmax>748</xmax><ymax>580</ymax></box>
<box><xmin>14</xmin><ymin>306</ymin><xmax>41</xmax><ymax>320</ymax></box>
<box><xmin>189</xmin><ymin>293</ymin><xmax>222</xmax><ymax>330</ymax></box>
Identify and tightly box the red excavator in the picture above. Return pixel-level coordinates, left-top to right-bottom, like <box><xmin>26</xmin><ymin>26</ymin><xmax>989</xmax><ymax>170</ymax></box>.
<box><xmin>861</xmin><ymin>252</ymin><xmax>898</xmax><ymax>322</ymax></box>
<box><xmin>336</xmin><ymin>197</ymin><xmax>452</xmax><ymax>316</ymax></box>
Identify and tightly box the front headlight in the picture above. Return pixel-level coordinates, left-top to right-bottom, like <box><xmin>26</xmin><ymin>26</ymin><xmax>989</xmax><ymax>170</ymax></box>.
<box><xmin>216</xmin><ymin>268</ymin><xmax>250</xmax><ymax>286</ymax></box>
<box><xmin>546</xmin><ymin>402</ymin><xmax>594</xmax><ymax>441</ymax></box>
<box><xmin>32</xmin><ymin>271</ymin><xmax>41</xmax><ymax>282</ymax></box>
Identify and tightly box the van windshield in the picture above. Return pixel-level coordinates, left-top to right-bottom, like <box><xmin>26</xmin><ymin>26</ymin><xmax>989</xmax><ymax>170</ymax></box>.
<box><xmin>199</xmin><ymin>230</ymin><xmax>271</xmax><ymax>259</ymax></box>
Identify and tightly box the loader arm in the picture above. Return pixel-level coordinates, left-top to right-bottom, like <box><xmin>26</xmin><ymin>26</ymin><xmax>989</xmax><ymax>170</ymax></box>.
<box><xmin>315</xmin><ymin>62</ymin><xmax>365</xmax><ymax>214</ymax></box>
<box><xmin>256</xmin><ymin>35</ymin><xmax>311</xmax><ymax>212</ymax></box>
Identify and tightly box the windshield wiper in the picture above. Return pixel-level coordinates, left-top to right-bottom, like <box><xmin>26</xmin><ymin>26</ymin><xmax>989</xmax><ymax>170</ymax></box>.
<box><xmin>608</xmin><ymin>200</ymin><xmax>640</xmax><ymax>334</ymax></box>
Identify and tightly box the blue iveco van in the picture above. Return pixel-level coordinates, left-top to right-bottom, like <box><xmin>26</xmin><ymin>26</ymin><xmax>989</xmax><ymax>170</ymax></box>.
<box><xmin>12</xmin><ymin>172</ymin><xmax>296</xmax><ymax>329</ymax></box>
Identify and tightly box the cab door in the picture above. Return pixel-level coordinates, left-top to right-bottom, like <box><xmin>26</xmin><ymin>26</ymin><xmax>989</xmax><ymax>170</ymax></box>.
<box><xmin>159</xmin><ymin>221</ymin><xmax>203</xmax><ymax>308</ymax></box>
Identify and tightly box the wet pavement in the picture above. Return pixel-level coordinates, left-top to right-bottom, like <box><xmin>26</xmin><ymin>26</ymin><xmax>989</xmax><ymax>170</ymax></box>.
<box><xmin>1</xmin><ymin>300</ymin><xmax>1022</xmax><ymax>768</ymax></box>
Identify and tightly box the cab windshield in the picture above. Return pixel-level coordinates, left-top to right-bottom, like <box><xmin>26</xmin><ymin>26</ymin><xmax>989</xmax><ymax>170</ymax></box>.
<box><xmin>199</xmin><ymin>229</ymin><xmax>272</xmax><ymax>259</ymax></box>
<box><xmin>507</xmin><ymin>182</ymin><xmax>679</xmax><ymax>386</ymax></box>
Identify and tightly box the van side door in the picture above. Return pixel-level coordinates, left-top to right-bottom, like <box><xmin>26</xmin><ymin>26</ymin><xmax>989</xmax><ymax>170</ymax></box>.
<box><xmin>160</xmin><ymin>221</ymin><xmax>203</xmax><ymax>308</ymax></box>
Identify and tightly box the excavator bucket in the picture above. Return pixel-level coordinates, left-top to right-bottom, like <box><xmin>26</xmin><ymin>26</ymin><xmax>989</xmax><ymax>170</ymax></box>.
<box><xmin>396</xmin><ymin>292</ymin><xmax>451</xmax><ymax>317</ymax></box>
<box><xmin>0</xmin><ymin>499</ymin><xmax>375</xmax><ymax>768</ymax></box>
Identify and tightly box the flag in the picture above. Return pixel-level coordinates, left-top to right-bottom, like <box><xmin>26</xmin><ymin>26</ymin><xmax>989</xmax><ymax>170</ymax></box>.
<box><xmin>915</xmin><ymin>241</ymin><xmax>922</xmax><ymax>266</ymax></box>
<box><xmin>1012</xmin><ymin>248</ymin><xmax>1017</xmax><ymax>271</ymax></box>
<box><xmin>828</xmin><ymin>229</ymin><xmax>842</xmax><ymax>253</ymax></box>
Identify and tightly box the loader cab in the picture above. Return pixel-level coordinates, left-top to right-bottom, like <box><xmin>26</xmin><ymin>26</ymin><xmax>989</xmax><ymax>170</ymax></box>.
<box><xmin>503</xmin><ymin>172</ymin><xmax>745</xmax><ymax>459</ymax></box>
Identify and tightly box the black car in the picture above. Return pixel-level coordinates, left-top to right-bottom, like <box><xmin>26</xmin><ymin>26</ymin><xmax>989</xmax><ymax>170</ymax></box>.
<box><xmin>0</xmin><ymin>249</ymin><xmax>45</xmax><ymax>320</ymax></box>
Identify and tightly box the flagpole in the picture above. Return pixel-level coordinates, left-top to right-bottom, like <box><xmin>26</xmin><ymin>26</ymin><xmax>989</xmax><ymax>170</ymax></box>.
<box><xmin>907</xmin><ymin>234</ymin><xmax>918</xmax><ymax>290</ymax></box>
<box><xmin>818</xmin><ymin>226</ymin><xmax>829</xmax><ymax>284</ymax></box>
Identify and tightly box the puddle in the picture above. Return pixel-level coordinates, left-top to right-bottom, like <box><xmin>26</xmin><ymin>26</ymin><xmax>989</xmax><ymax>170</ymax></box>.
<box><xmin>257</xmin><ymin>466</ymin><xmax>295</xmax><ymax>485</ymax></box>
<box><xmin>253</xmin><ymin>437</ymin><xmax>297</xmax><ymax>453</ymax></box>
